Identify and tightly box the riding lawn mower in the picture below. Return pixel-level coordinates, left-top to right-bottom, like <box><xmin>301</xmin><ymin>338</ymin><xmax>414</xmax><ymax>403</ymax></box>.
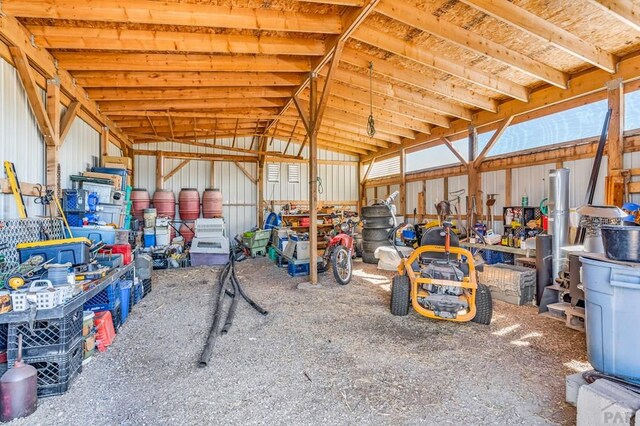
<box><xmin>390</xmin><ymin>221</ymin><xmax>493</xmax><ymax>325</ymax></box>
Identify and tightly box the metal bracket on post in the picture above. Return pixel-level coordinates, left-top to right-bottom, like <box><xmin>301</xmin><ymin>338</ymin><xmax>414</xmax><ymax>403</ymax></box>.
<box><xmin>604</xmin><ymin>78</ymin><xmax>623</xmax><ymax>91</ymax></box>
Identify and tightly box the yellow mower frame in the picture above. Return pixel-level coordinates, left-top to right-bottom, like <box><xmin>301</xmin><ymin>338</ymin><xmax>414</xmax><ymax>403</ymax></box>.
<box><xmin>397</xmin><ymin>245</ymin><xmax>478</xmax><ymax>322</ymax></box>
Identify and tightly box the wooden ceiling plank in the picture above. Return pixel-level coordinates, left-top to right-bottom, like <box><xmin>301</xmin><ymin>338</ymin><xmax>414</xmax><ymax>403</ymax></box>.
<box><xmin>586</xmin><ymin>0</ymin><xmax>640</xmax><ymax>33</ymax></box>
<box><xmin>108</xmin><ymin>110</ymin><xmax>282</xmax><ymax>119</ymax></box>
<box><xmin>458</xmin><ymin>0</ymin><xmax>617</xmax><ymax>73</ymax></box>
<box><xmin>99</xmin><ymin>98</ymin><xmax>287</xmax><ymax>112</ymax></box>
<box><xmin>28</xmin><ymin>26</ymin><xmax>326</xmax><ymax>56</ymax></box>
<box><xmin>53</xmin><ymin>52</ymin><xmax>312</xmax><ymax>72</ymax></box>
<box><xmin>86</xmin><ymin>87</ymin><xmax>293</xmax><ymax>101</ymax></box>
<box><xmin>72</xmin><ymin>71</ymin><xmax>303</xmax><ymax>88</ymax></box>
<box><xmin>376</xmin><ymin>0</ymin><xmax>569</xmax><ymax>88</ymax></box>
<box><xmin>353</xmin><ymin>23</ymin><xmax>529</xmax><ymax>101</ymax></box>
<box><xmin>343</xmin><ymin>48</ymin><xmax>498</xmax><ymax>112</ymax></box>
<box><xmin>4</xmin><ymin>0</ymin><xmax>343</xmax><ymax>34</ymax></box>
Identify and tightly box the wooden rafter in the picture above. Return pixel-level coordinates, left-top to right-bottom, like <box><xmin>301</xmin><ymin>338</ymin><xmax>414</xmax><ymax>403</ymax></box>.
<box><xmin>342</xmin><ymin>48</ymin><xmax>498</xmax><ymax>112</ymax></box>
<box><xmin>85</xmin><ymin>87</ymin><xmax>293</xmax><ymax>101</ymax></box>
<box><xmin>99</xmin><ymin>98</ymin><xmax>287</xmax><ymax>113</ymax></box>
<box><xmin>352</xmin><ymin>23</ymin><xmax>529</xmax><ymax>101</ymax></box>
<box><xmin>458</xmin><ymin>0</ymin><xmax>617</xmax><ymax>73</ymax></box>
<box><xmin>28</xmin><ymin>26</ymin><xmax>327</xmax><ymax>56</ymax></box>
<box><xmin>163</xmin><ymin>160</ymin><xmax>191</xmax><ymax>182</ymax></box>
<box><xmin>134</xmin><ymin>149</ymin><xmax>258</xmax><ymax>163</ymax></box>
<box><xmin>376</xmin><ymin>0</ymin><xmax>569</xmax><ymax>89</ymax></box>
<box><xmin>586</xmin><ymin>0</ymin><xmax>640</xmax><ymax>33</ymax></box>
<box><xmin>5</xmin><ymin>1</ymin><xmax>343</xmax><ymax>34</ymax></box>
<box><xmin>474</xmin><ymin>116</ymin><xmax>514</xmax><ymax>167</ymax></box>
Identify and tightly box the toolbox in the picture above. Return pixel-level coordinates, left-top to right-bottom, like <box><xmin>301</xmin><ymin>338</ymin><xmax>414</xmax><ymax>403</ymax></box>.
<box><xmin>17</xmin><ymin>238</ymin><xmax>92</xmax><ymax>266</ymax></box>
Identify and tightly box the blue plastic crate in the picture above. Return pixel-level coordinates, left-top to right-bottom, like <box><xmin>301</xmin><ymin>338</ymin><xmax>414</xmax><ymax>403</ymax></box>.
<box><xmin>65</xmin><ymin>213</ymin><xmax>84</xmax><ymax>227</ymax></box>
<box><xmin>481</xmin><ymin>250</ymin><xmax>514</xmax><ymax>265</ymax></box>
<box><xmin>288</xmin><ymin>262</ymin><xmax>310</xmax><ymax>277</ymax></box>
<box><xmin>133</xmin><ymin>281</ymin><xmax>144</xmax><ymax>305</ymax></box>
<box><xmin>84</xmin><ymin>280</ymin><xmax>121</xmax><ymax>312</ymax></box>
<box><xmin>120</xmin><ymin>280</ymin><xmax>132</xmax><ymax>326</ymax></box>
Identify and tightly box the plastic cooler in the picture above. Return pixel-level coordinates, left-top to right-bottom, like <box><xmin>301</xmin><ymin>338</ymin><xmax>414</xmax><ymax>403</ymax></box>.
<box><xmin>190</xmin><ymin>237</ymin><xmax>230</xmax><ymax>266</ymax></box>
<box><xmin>580</xmin><ymin>256</ymin><xmax>640</xmax><ymax>384</ymax></box>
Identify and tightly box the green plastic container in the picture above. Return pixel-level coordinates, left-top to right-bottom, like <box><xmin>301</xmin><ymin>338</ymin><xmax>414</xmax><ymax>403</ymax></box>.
<box><xmin>268</xmin><ymin>246</ymin><xmax>277</xmax><ymax>261</ymax></box>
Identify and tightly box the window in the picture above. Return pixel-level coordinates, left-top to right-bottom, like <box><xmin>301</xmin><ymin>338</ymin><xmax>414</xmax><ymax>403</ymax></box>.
<box><xmin>478</xmin><ymin>99</ymin><xmax>608</xmax><ymax>157</ymax></box>
<box><xmin>625</xmin><ymin>89</ymin><xmax>640</xmax><ymax>131</ymax></box>
<box><xmin>288</xmin><ymin>164</ymin><xmax>300</xmax><ymax>183</ymax></box>
<box><xmin>267</xmin><ymin>163</ymin><xmax>280</xmax><ymax>183</ymax></box>
<box><xmin>367</xmin><ymin>156</ymin><xmax>400</xmax><ymax>179</ymax></box>
<box><xmin>406</xmin><ymin>139</ymin><xmax>468</xmax><ymax>172</ymax></box>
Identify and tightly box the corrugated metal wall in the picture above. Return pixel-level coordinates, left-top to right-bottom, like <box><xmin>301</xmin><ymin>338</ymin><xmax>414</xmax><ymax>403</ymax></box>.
<box><xmin>0</xmin><ymin>58</ymin><xmax>45</xmax><ymax>218</ymax></box>
<box><xmin>107</xmin><ymin>143</ymin><xmax>122</xmax><ymax>157</ymax></box>
<box><xmin>59</xmin><ymin>117</ymin><xmax>100</xmax><ymax>190</ymax></box>
<box><xmin>134</xmin><ymin>138</ymin><xmax>357</xmax><ymax>237</ymax></box>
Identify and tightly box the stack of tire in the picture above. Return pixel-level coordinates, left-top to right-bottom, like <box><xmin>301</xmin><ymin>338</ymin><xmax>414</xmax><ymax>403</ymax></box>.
<box><xmin>360</xmin><ymin>204</ymin><xmax>394</xmax><ymax>264</ymax></box>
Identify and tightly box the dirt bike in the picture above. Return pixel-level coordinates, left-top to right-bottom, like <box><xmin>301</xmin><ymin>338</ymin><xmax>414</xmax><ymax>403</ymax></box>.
<box><xmin>320</xmin><ymin>219</ymin><xmax>356</xmax><ymax>285</ymax></box>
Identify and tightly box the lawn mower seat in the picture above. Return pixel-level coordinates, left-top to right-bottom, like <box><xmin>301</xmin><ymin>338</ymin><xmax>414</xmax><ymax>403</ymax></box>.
<box><xmin>419</xmin><ymin>226</ymin><xmax>470</xmax><ymax>275</ymax></box>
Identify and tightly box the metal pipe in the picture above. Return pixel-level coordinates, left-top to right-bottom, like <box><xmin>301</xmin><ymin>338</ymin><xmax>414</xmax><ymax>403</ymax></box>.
<box><xmin>548</xmin><ymin>168</ymin><xmax>570</xmax><ymax>280</ymax></box>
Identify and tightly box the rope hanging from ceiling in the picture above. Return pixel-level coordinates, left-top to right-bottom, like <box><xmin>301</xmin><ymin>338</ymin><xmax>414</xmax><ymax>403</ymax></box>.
<box><xmin>367</xmin><ymin>61</ymin><xmax>376</xmax><ymax>138</ymax></box>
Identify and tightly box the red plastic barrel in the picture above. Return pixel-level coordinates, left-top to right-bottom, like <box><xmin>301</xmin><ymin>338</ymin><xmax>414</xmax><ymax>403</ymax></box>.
<box><xmin>153</xmin><ymin>189</ymin><xmax>176</xmax><ymax>219</ymax></box>
<box><xmin>131</xmin><ymin>188</ymin><xmax>150</xmax><ymax>221</ymax></box>
<box><xmin>202</xmin><ymin>188</ymin><xmax>223</xmax><ymax>218</ymax></box>
<box><xmin>178</xmin><ymin>188</ymin><xmax>200</xmax><ymax>220</ymax></box>
<box><xmin>180</xmin><ymin>221</ymin><xmax>195</xmax><ymax>244</ymax></box>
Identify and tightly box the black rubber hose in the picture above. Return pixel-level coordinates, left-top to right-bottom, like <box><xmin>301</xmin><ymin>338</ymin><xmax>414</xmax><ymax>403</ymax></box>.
<box><xmin>232</xmin><ymin>267</ymin><xmax>269</xmax><ymax>316</ymax></box>
<box><xmin>198</xmin><ymin>261</ymin><xmax>231</xmax><ymax>368</ymax></box>
<box><xmin>221</xmin><ymin>274</ymin><xmax>240</xmax><ymax>335</ymax></box>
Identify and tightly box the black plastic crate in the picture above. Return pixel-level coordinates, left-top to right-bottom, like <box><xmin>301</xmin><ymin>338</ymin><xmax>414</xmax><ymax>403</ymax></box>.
<box><xmin>142</xmin><ymin>278</ymin><xmax>152</xmax><ymax>297</ymax></box>
<box><xmin>152</xmin><ymin>257</ymin><xmax>168</xmax><ymax>270</ymax></box>
<box><xmin>7</xmin><ymin>306</ymin><xmax>83</xmax><ymax>361</ymax></box>
<box><xmin>112</xmin><ymin>302</ymin><xmax>122</xmax><ymax>333</ymax></box>
<box><xmin>10</xmin><ymin>338</ymin><xmax>83</xmax><ymax>398</ymax></box>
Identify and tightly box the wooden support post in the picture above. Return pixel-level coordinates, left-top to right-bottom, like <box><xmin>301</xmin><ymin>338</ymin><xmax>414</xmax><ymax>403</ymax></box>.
<box><xmin>468</xmin><ymin>126</ymin><xmax>481</xmax><ymax>228</ymax></box>
<box><xmin>605</xmin><ymin>78</ymin><xmax>625</xmax><ymax>206</ymax></box>
<box><xmin>308</xmin><ymin>75</ymin><xmax>319</xmax><ymax>285</ymax></box>
<box><xmin>257</xmin><ymin>161</ymin><xmax>264</xmax><ymax>227</ymax></box>
<box><xmin>100</xmin><ymin>126</ymin><xmax>109</xmax><ymax>158</ymax></box>
<box><xmin>399</xmin><ymin>148</ymin><xmax>406</xmax><ymax>215</ymax></box>
<box><xmin>505</xmin><ymin>168</ymin><xmax>512</xmax><ymax>206</ymax></box>
<box><xmin>46</xmin><ymin>79</ymin><xmax>61</xmax><ymax>215</ymax></box>
<box><xmin>156</xmin><ymin>153</ymin><xmax>164</xmax><ymax>190</ymax></box>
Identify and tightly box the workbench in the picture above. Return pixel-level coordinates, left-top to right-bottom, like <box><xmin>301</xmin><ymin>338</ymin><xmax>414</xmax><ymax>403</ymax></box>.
<box><xmin>0</xmin><ymin>262</ymin><xmax>134</xmax><ymax>323</ymax></box>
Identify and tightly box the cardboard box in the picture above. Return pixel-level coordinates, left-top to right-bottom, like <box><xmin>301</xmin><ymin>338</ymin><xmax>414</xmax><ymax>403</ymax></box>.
<box><xmin>102</xmin><ymin>156</ymin><xmax>132</xmax><ymax>169</ymax></box>
<box><xmin>82</xmin><ymin>172</ymin><xmax>122</xmax><ymax>189</ymax></box>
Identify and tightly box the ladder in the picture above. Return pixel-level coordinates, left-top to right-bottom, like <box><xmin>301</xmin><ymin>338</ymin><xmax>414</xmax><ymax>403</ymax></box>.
<box><xmin>3</xmin><ymin>161</ymin><xmax>28</xmax><ymax>219</ymax></box>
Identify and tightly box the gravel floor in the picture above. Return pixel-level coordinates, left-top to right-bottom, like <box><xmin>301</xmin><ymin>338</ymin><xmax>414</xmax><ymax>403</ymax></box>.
<box><xmin>14</xmin><ymin>258</ymin><xmax>587</xmax><ymax>425</ymax></box>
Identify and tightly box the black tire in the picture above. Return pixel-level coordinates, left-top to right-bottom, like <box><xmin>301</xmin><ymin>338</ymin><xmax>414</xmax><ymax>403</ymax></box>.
<box><xmin>362</xmin><ymin>217</ymin><xmax>394</xmax><ymax>229</ymax></box>
<box><xmin>331</xmin><ymin>246</ymin><xmax>352</xmax><ymax>285</ymax></box>
<box><xmin>390</xmin><ymin>275</ymin><xmax>410</xmax><ymax>316</ymax></box>
<box><xmin>362</xmin><ymin>251</ymin><xmax>378</xmax><ymax>264</ymax></box>
<box><xmin>362</xmin><ymin>240</ymin><xmax>390</xmax><ymax>253</ymax></box>
<box><xmin>472</xmin><ymin>283</ymin><xmax>493</xmax><ymax>325</ymax></box>
<box><xmin>361</xmin><ymin>205</ymin><xmax>393</xmax><ymax>219</ymax></box>
<box><xmin>362</xmin><ymin>228</ymin><xmax>392</xmax><ymax>242</ymax></box>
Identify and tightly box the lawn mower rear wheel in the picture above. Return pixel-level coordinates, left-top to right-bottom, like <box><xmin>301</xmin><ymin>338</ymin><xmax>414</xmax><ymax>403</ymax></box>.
<box><xmin>390</xmin><ymin>274</ymin><xmax>410</xmax><ymax>316</ymax></box>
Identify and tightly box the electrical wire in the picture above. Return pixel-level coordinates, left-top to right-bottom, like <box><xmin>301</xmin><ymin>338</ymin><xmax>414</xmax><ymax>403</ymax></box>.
<box><xmin>367</xmin><ymin>62</ymin><xmax>376</xmax><ymax>138</ymax></box>
<box><xmin>310</xmin><ymin>176</ymin><xmax>324</xmax><ymax>195</ymax></box>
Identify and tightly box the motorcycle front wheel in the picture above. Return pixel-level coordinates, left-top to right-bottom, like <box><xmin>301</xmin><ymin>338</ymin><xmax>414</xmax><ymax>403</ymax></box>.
<box><xmin>331</xmin><ymin>246</ymin><xmax>352</xmax><ymax>285</ymax></box>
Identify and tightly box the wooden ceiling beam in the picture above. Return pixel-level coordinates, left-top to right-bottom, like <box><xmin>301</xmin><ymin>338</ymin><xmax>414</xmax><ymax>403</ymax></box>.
<box><xmin>282</xmin><ymin>106</ymin><xmax>419</xmax><ymax>138</ymax></box>
<box><xmin>295</xmin><ymin>0</ymin><xmax>365</xmax><ymax>5</ymax></box>
<box><xmin>324</xmin><ymin>80</ymin><xmax>452</xmax><ymax>127</ymax></box>
<box><xmin>53</xmin><ymin>52</ymin><xmax>312</xmax><ymax>72</ymax></box>
<box><xmin>86</xmin><ymin>87</ymin><xmax>293</xmax><ymax>101</ymax></box>
<box><xmin>586</xmin><ymin>0</ymin><xmax>640</xmax><ymax>33</ymax></box>
<box><xmin>458</xmin><ymin>0</ymin><xmax>617</xmax><ymax>73</ymax></box>
<box><xmin>270</xmin><ymin>129</ymin><xmax>373</xmax><ymax>155</ymax></box>
<box><xmin>106</xmin><ymin>110</ymin><xmax>282</xmax><ymax>119</ymax></box>
<box><xmin>71</xmin><ymin>71</ymin><xmax>304</xmax><ymax>88</ymax></box>
<box><xmin>342</xmin><ymin>48</ymin><xmax>498</xmax><ymax>112</ymax></box>
<box><xmin>330</xmin><ymin>67</ymin><xmax>471</xmax><ymax>120</ymax></box>
<box><xmin>298</xmin><ymin>92</ymin><xmax>432</xmax><ymax>133</ymax></box>
<box><xmin>99</xmin><ymin>98</ymin><xmax>287</xmax><ymax>113</ymax></box>
<box><xmin>278</xmin><ymin>121</ymin><xmax>397</xmax><ymax>147</ymax></box>
<box><xmin>376</xmin><ymin>0</ymin><xmax>569</xmax><ymax>89</ymax></box>
<box><xmin>28</xmin><ymin>26</ymin><xmax>327</xmax><ymax>56</ymax></box>
<box><xmin>125</xmin><ymin>123</ymin><xmax>259</xmax><ymax>135</ymax></box>
<box><xmin>4</xmin><ymin>0</ymin><xmax>343</xmax><ymax>34</ymax></box>
<box><xmin>116</xmin><ymin>118</ymin><xmax>256</xmax><ymax>128</ymax></box>
<box><xmin>353</xmin><ymin>23</ymin><xmax>529</xmax><ymax>101</ymax></box>
<box><xmin>133</xmin><ymin>149</ymin><xmax>259</xmax><ymax>163</ymax></box>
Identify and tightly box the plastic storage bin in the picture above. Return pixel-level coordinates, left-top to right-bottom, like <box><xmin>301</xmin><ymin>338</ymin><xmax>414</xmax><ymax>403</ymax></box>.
<box><xmin>119</xmin><ymin>280</ymin><xmax>132</xmax><ymax>325</ymax></box>
<box><xmin>581</xmin><ymin>256</ymin><xmax>640</xmax><ymax>384</ymax></box>
<box><xmin>17</xmin><ymin>238</ymin><xmax>91</xmax><ymax>266</ymax></box>
<box><xmin>99</xmin><ymin>244</ymin><xmax>132</xmax><ymax>265</ymax></box>
<box><xmin>84</xmin><ymin>280</ymin><xmax>121</xmax><ymax>312</ymax></box>
<box><xmin>65</xmin><ymin>226</ymin><xmax>116</xmax><ymax>245</ymax></box>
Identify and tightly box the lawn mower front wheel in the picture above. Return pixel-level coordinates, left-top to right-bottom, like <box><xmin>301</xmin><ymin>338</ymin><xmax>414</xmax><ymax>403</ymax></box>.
<box><xmin>390</xmin><ymin>274</ymin><xmax>410</xmax><ymax>316</ymax></box>
<box><xmin>471</xmin><ymin>283</ymin><xmax>493</xmax><ymax>325</ymax></box>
